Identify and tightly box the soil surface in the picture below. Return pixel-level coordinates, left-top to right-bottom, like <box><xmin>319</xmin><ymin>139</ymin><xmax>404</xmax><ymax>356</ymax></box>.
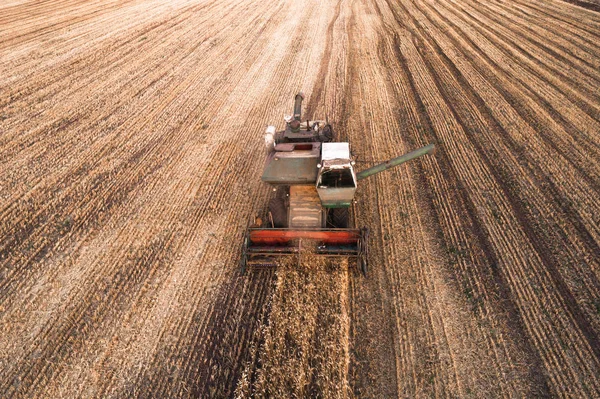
<box><xmin>1</xmin><ymin>0</ymin><xmax>599</xmax><ymax>397</ymax></box>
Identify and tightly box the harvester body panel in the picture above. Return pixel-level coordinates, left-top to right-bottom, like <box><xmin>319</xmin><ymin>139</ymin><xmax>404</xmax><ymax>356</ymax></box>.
<box><xmin>261</xmin><ymin>142</ymin><xmax>320</xmax><ymax>184</ymax></box>
<box><xmin>288</xmin><ymin>186</ymin><xmax>323</xmax><ymax>228</ymax></box>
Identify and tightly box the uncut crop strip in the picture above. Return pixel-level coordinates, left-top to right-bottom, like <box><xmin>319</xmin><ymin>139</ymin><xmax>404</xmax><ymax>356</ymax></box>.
<box><xmin>119</xmin><ymin>270</ymin><xmax>277</xmax><ymax>398</ymax></box>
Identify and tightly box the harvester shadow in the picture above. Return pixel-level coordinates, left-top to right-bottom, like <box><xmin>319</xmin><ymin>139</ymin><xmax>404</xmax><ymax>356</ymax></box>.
<box><xmin>188</xmin><ymin>269</ymin><xmax>276</xmax><ymax>398</ymax></box>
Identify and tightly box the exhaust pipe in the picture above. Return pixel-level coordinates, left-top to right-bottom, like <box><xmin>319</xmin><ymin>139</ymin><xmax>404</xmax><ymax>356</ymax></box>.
<box><xmin>293</xmin><ymin>92</ymin><xmax>304</xmax><ymax>121</ymax></box>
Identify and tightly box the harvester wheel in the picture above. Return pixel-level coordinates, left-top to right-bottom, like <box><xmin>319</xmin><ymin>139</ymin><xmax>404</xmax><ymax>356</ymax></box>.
<box><xmin>331</xmin><ymin>207</ymin><xmax>349</xmax><ymax>228</ymax></box>
<box><xmin>240</xmin><ymin>235</ymin><xmax>248</xmax><ymax>275</ymax></box>
<box><xmin>359</xmin><ymin>255</ymin><xmax>367</xmax><ymax>276</ymax></box>
<box><xmin>320</xmin><ymin>124</ymin><xmax>334</xmax><ymax>142</ymax></box>
<box><xmin>269</xmin><ymin>198</ymin><xmax>288</xmax><ymax>228</ymax></box>
<box><xmin>361</xmin><ymin>228</ymin><xmax>369</xmax><ymax>275</ymax></box>
<box><xmin>240</xmin><ymin>255</ymin><xmax>247</xmax><ymax>275</ymax></box>
<box><xmin>275</xmin><ymin>186</ymin><xmax>288</xmax><ymax>199</ymax></box>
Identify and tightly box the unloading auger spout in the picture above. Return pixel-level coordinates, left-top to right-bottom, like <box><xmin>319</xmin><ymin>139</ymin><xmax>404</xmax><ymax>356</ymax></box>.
<box><xmin>356</xmin><ymin>144</ymin><xmax>435</xmax><ymax>181</ymax></box>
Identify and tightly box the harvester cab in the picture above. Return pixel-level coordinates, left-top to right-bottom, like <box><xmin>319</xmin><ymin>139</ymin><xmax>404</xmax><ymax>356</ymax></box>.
<box><xmin>241</xmin><ymin>92</ymin><xmax>435</xmax><ymax>275</ymax></box>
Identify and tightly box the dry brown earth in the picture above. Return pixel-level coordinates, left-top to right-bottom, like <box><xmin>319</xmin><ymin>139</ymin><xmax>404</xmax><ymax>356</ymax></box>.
<box><xmin>1</xmin><ymin>0</ymin><xmax>599</xmax><ymax>397</ymax></box>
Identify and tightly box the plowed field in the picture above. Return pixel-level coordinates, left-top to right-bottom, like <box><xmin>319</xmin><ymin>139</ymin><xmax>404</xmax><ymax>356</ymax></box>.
<box><xmin>1</xmin><ymin>0</ymin><xmax>599</xmax><ymax>397</ymax></box>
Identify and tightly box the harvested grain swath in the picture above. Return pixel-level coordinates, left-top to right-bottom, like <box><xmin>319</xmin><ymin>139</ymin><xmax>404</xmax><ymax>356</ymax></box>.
<box><xmin>236</xmin><ymin>255</ymin><xmax>351</xmax><ymax>398</ymax></box>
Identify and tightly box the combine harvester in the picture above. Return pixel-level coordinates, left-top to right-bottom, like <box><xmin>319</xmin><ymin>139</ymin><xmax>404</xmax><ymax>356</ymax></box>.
<box><xmin>241</xmin><ymin>93</ymin><xmax>434</xmax><ymax>275</ymax></box>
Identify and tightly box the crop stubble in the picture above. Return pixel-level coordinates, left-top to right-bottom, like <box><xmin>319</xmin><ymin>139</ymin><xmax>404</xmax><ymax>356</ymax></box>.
<box><xmin>0</xmin><ymin>0</ymin><xmax>599</xmax><ymax>397</ymax></box>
